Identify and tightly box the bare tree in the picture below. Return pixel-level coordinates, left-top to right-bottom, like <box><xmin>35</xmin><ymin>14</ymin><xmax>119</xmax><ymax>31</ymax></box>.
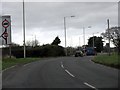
<box><xmin>26</xmin><ymin>39</ymin><xmax>39</xmax><ymax>47</ymax></box>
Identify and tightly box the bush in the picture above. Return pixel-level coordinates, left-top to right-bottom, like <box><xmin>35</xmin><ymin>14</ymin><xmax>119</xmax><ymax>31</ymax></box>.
<box><xmin>2</xmin><ymin>45</ymin><xmax>65</xmax><ymax>58</ymax></box>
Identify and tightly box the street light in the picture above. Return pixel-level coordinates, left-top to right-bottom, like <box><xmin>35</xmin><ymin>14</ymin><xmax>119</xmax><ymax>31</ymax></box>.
<box><xmin>83</xmin><ymin>26</ymin><xmax>91</xmax><ymax>55</ymax></box>
<box><xmin>83</xmin><ymin>26</ymin><xmax>91</xmax><ymax>47</ymax></box>
<box><xmin>64</xmin><ymin>15</ymin><xmax>75</xmax><ymax>56</ymax></box>
<box><xmin>23</xmin><ymin>0</ymin><xmax>26</xmax><ymax>58</ymax></box>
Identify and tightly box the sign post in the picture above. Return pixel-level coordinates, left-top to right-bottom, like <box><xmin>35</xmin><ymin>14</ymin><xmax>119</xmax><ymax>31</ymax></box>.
<box><xmin>1</xmin><ymin>16</ymin><xmax>11</xmax><ymax>45</ymax></box>
<box><xmin>1</xmin><ymin>16</ymin><xmax>11</xmax><ymax>58</ymax></box>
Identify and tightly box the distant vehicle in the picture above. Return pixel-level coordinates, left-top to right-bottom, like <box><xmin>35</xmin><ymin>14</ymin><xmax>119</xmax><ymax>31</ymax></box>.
<box><xmin>85</xmin><ymin>47</ymin><xmax>97</xmax><ymax>56</ymax></box>
<box><xmin>75</xmin><ymin>50</ymin><xmax>83</xmax><ymax>57</ymax></box>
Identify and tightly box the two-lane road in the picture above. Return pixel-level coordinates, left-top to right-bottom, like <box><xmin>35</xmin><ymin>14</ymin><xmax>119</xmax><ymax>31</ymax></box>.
<box><xmin>2</xmin><ymin>56</ymin><xmax>119</xmax><ymax>89</ymax></box>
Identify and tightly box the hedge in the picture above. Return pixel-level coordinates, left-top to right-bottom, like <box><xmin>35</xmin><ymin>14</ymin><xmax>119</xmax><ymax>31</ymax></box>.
<box><xmin>2</xmin><ymin>45</ymin><xmax>65</xmax><ymax>58</ymax></box>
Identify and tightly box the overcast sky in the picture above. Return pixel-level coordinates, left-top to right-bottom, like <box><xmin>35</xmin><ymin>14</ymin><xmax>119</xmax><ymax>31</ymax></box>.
<box><xmin>1</xmin><ymin>1</ymin><xmax>118</xmax><ymax>47</ymax></box>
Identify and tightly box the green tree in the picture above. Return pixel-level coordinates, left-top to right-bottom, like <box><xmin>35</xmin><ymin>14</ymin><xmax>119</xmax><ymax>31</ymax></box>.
<box><xmin>101</xmin><ymin>27</ymin><xmax>120</xmax><ymax>54</ymax></box>
<box><xmin>88</xmin><ymin>36</ymin><xmax>104</xmax><ymax>52</ymax></box>
<box><xmin>51</xmin><ymin>36</ymin><xmax>61</xmax><ymax>45</ymax></box>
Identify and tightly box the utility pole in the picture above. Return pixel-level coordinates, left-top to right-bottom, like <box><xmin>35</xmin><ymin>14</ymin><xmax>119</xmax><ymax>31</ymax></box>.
<box><xmin>79</xmin><ymin>37</ymin><xmax>80</xmax><ymax>47</ymax></box>
<box><xmin>107</xmin><ymin>19</ymin><xmax>110</xmax><ymax>56</ymax></box>
<box><xmin>23</xmin><ymin>0</ymin><xmax>26</xmax><ymax>58</ymax></box>
<box><xmin>64</xmin><ymin>17</ymin><xmax>67</xmax><ymax>56</ymax></box>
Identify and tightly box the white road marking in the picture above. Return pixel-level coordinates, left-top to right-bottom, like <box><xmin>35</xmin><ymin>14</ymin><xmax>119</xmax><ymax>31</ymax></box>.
<box><xmin>60</xmin><ymin>62</ymin><xmax>75</xmax><ymax>77</ymax></box>
<box><xmin>61</xmin><ymin>64</ymin><xmax>64</xmax><ymax>68</ymax></box>
<box><xmin>84</xmin><ymin>82</ymin><xmax>96</xmax><ymax>89</ymax></box>
<box><xmin>61</xmin><ymin>62</ymin><xmax>64</xmax><ymax>68</ymax></box>
<box><xmin>91</xmin><ymin>60</ymin><xmax>117</xmax><ymax>71</ymax></box>
<box><xmin>90</xmin><ymin>59</ymin><xmax>95</xmax><ymax>64</ymax></box>
<box><xmin>65</xmin><ymin>69</ymin><xmax>75</xmax><ymax>77</ymax></box>
<box><xmin>2</xmin><ymin>65</ymin><xmax>16</xmax><ymax>72</ymax></box>
<box><xmin>23</xmin><ymin>63</ymin><xmax>31</xmax><ymax>67</ymax></box>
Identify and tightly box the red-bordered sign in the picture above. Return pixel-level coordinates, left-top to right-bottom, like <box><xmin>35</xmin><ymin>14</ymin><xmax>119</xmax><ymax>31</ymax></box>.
<box><xmin>3</xmin><ymin>32</ymin><xmax>8</xmax><ymax>38</ymax></box>
<box><xmin>2</xmin><ymin>19</ymin><xmax>10</xmax><ymax>28</ymax></box>
<box><xmin>1</xmin><ymin>16</ymin><xmax>11</xmax><ymax>45</ymax></box>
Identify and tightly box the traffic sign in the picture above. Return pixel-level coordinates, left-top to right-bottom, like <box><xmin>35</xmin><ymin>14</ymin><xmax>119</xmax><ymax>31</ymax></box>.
<box><xmin>3</xmin><ymin>32</ymin><xmax>8</xmax><ymax>38</ymax></box>
<box><xmin>2</xmin><ymin>19</ymin><xmax>9</xmax><ymax>28</ymax></box>
<box><xmin>0</xmin><ymin>16</ymin><xmax>11</xmax><ymax>45</ymax></box>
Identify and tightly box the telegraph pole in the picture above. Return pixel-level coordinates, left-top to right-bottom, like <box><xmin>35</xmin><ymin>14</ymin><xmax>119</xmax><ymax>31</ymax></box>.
<box><xmin>107</xmin><ymin>19</ymin><xmax>110</xmax><ymax>56</ymax></box>
<box><xmin>23</xmin><ymin>0</ymin><xmax>26</xmax><ymax>58</ymax></box>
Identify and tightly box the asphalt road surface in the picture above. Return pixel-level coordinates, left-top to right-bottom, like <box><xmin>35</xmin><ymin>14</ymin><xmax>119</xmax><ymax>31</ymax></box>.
<box><xmin>2</xmin><ymin>56</ymin><xmax>119</xmax><ymax>89</ymax></box>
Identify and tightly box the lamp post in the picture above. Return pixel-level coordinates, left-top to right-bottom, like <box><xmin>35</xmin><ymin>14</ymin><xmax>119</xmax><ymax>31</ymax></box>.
<box><xmin>83</xmin><ymin>26</ymin><xmax>91</xmax><ymax>55</ymax></box>
<box><xmin>83</xmin><ymin>26</ymin><xmax>91</xmax><ymax>47</ymax></box>
<box><xmin>23</xmin><ymin>0</ymin><xmax>26</xmax><ymax>58</ymax></box>
<box><xmin>64</xmin><ymin>16</ymin><xmax>75</xmax><ymax>56</ymax></box>
<box><xmin>83</xmin><ymin>27</ymin><xmax>85</xmax><ymax>47</ymax></box>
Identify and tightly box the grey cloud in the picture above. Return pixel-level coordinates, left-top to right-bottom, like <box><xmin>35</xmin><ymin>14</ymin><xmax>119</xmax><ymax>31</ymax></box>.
<box><xmin>3</xmin><ymin>2</ymin><xmax>117</xmax><ymax>29</ymax></box>
<box><xmin>25</xmin><ymin>2</ymin><xmax>117</xmax><ymax>29</ymax></box>
<box><xmin>2</xmin><ymin>2</ymin><xmax>118</xmax><ymax>46</ymax></box>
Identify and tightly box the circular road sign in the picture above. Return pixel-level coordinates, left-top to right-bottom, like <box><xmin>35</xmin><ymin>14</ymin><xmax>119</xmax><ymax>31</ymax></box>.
<box><xmin>2</xmin><ymin>19</ymin><xmax>9</xmax><ymax>28</ymax></box>
<box><xmin>2</xmin><ymin>32</ymin><xmax>8</xmax><ymax>38</ymax></box>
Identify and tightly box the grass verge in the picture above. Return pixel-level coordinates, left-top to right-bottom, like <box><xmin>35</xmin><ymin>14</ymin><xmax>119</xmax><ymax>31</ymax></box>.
<box><xmin>92</xmin><ymin>53</ymin><xmax>120</xmax><ymax>69</ymax></box>
<box><xmin>2</xmin><ymin>58</ymin><xmax>41</xmax><ymax>70</ymax></box>
<box><xmin>0</xmin><ymin>59</ymin><xmax>2</xmax><ymax>71</ymax></box>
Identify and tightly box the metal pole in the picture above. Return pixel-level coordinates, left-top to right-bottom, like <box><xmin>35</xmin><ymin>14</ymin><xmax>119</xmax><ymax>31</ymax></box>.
<box><xmin>64</xmin><ymin>17</ymin><xmax>67</xmax><ymax>56</ymax></box>
<box><xmin>23</xmin><ymin>0</ymin><xmax>26</xmax><ymax>58</ymax></box>
<box><xmin>9</xmin><ymin>16</ymin><xmax>12</xmax><ymax>58</ymax></box>
<box><xmin>83</xmin><ymin>27</ymin><xmax>85</xmax><ymax>45</ymax></box>
<box><xmin>79</xmin><ymin>37</ymin><xmax>80</xmax><ymax>47</ymax></box>
<box><xmin>83</xmin><ymin>27</ymin><xmax>85</xmax><ymax>47</ymax></box>
<box><xmin>64</xmin><ymin>16</ymin><xmax>75</xmax><ymax>56</ymax></box>
<box><xmin>93</xmin><ymin>33</ymin><xmax>94</xmax><ymax>48</ymax></box>
<box><xmin>83</xmin><ymin>27</ymin><xmax>85</xmax><ymax>55</ymax></box>
<box><xmin>107</xmin><ymin>19</ymin><xmax>110</xmax><ymax>56</ymax></box>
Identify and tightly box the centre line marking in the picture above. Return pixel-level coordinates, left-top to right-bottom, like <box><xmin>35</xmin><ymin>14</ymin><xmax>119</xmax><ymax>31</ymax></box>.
<box><xmin>84</xmin><ymin>82</ymin><xmax>96</xmax><ymax>89</ymax></box>
<box><xmin>61</xmin><ymin>62</ymin><xmax>64</xmax><ymax>68</ymax></box>
<box><xmin>60</xmin><ymin>62</ymin><xmax>75</xmax><ymax>78</ymax></box>
<box><xmin>61</xmin><ymin>64</ymin><xmax>64</xmax><ymax>68</ymax></box>
<box><xmin>65</xmin><ymin>69</ymin><xmax>75</xmax><ymax>77</ymax></box>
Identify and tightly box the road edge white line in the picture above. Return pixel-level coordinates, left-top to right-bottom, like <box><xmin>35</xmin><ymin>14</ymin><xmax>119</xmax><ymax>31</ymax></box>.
<box><xmin>84</xmin><ymin>82</ymin><xmax>96</xmax><ymax>89</ymax></box>
<box><xmin>23</xmin><ymin>63</ymin><xmax>31</xmax><ymax>67</ymax></box>
<box><xmin>65</xmin><ymin>69</ymin><xmax>75</xmax><ymax>77</ymax></box>
<box><xmin>2</xmin><ymin>65</ymin><xmax>17</xmax><ymax>72</ymax></box>
<box><xmin>90</xmin><ymin>59</ymin><xmax>117</xmax><ymax>71</ymax></box>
